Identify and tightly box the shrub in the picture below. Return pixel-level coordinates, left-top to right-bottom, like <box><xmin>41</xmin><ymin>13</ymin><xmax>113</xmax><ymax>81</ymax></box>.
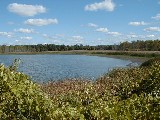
<box><xmin>140</xmin><ymin>57</ymin><xmax>160</xmax><ymax>67</ymax></box>
<box><xmin>1</xmin><ymin>58</ymin><xmax>160</xmax><ymax>119</ymax></box>
<box><xmin>0</xmin><ymin>64</ymin><xmax>54</xmax><ymax>119</ymax></box>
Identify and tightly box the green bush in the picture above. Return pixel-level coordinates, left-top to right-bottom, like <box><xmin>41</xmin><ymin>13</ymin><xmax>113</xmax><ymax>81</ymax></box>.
<box><xmin>0</xmin><ymin>64</ymin><xmax>54</xmax><ymax>119</ymax></box>
<box><xmin>140</xmin><ymin>57</ymin><xmax>160</xmax><ymax>67</ymax></box>
<box><xmin>0</xmin><ymin>58</ymin><xmax>160</xmax><ymax>119</ymax></box>
<box><xmin>41</xmin><ymin>59</ymin><xmax>160</xmax><ymax>119</ymax></box>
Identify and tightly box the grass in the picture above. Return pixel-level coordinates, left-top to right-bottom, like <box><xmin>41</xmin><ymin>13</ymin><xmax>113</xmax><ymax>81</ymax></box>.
<box><xmin>1</xmin><ymin>50</ymin><xmax>160</xmax><ymax>57</ymax></box>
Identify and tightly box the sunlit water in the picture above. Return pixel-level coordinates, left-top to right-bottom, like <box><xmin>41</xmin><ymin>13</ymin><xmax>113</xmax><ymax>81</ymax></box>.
<box><xmin>0</xmin><ymin>54</ymin><xmax>134</xmax><ymax>83</ymax></box>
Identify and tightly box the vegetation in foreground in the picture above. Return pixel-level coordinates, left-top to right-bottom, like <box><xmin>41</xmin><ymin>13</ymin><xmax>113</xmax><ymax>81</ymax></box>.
<box><xmin>0</xmin><ymin>58</ymin><xmax>160</xmax><ymax>119</ymax></box>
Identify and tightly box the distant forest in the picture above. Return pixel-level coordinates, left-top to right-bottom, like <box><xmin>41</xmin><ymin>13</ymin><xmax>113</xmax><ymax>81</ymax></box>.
<box><xmin>0</xmin><ymin>40</ymin><xmax>160</xmax><ymax>53</ymax></box>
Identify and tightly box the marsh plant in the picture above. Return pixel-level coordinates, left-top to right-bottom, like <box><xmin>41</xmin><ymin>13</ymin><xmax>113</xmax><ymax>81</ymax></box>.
<box><xmin>0</xmin><ymin>58</ymin><xmax>160</xmax><ymax>119</ymax></box>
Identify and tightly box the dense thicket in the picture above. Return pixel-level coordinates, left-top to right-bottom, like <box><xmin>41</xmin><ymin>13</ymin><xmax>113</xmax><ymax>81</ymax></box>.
<box><xmin>1</xmin><ymin>58</ymin><xmax>160</xmax><ymax>119</ymax></box>
<box><xmin>0</xmin><ymin>63</ymin><xmax>54</xmax><ymax>119</ymax></box>
<box><xmin>0</xmin><ymin>40</ymin><xmax>159</xmax><ymax>53</ymax></box>
<box><xmin>42</xmin><ymin>58</ymin><xmax>160</xmax><ymax>119</ymax></box>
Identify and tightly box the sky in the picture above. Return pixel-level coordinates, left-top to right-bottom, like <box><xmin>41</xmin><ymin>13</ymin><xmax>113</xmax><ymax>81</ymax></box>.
<box><xmin>0</xmin><ymin>0</ymin><xmax>160</xmax><ymax>45</ymax></box>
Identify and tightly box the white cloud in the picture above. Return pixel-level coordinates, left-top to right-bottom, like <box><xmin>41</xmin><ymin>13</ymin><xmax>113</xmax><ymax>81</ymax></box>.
<box><xmin>107</xmin><ymin>32</ymin><xmax>121</xmax><ymax>36</ymax></box>
<box><xmin>146</xmin><ymin>35</ymin><xmax>155</xmax><ymax>38</ymax></box>
<box><xmin>144</xmin><ymin>27</ymin><xmax>160</xmax><ymax>32</ymax></box>
<box><xmin>14</xmin><ymin>28</ymin><xmax>34</xmax><ymax>33</ymax></box>
<box><xmin>137</xmin><ymin>35</ymin><xmax>145</xmax><ymax>39</ymax></box>
<box><xmin>85</xmin><ymin>0</ymin><xmax>115</xmax><ymax>12</ymax></box>
<box><xmin>55</xmin><ymin>34</ymin><xmax>65</xmax><ymax>37</ymax></box>
<box><xmin>8</xmin><ymin>3</ymin><xmax>46</xmax><ymax>16</ymax></box>
<box><xmin>72</xmin><ymin>36</ymin><xmax>83</xmax><ymax>40</ymax></box>
<box><xmin>95</xmin><ymin>27</ymin><xmax>121</xmax><ymax>36</ymax></box>
<box><xmin>127</xmin><ymin>34</ymin><xmax>138</xmax><ymax>38</ymax></box>
<box><xmin>129</xmin><ymin>21</ymin><xmax>148</xmax><ymax>26</ymax></box>
<box><xmin>71</xmin><ymin>36</ymin><xmax>84</xmax><ymax>44</ymax></box>
<box><xmin>88</xmin><ymin>23</ymin><xmax>98</xmax><ymax>28</ymax></box>
<box><xmin>20</xmin><ymin>36</ymin><xmax>32</xmax><ymax>40</ymax></box>
<box><xmin>15</xmin><ymin>40</ymin><xmax>19</xmax><ymax>42</ymax></box>
<box><xmin>152</xmin><ymin>13</ymin><xmax>160</xmax><ymax>20</ymax></box>
<box><xmin>42</xmin><ymin>34</ymin><xmax>48</xmax><ymax>38</ymax></box>
<box><xmin>42</xmin><ymin>35</ymin><xmax>62</xmax><ymax>44</ymax></box>
<box><xmin>42</xmin><ymin>34</ymin><xmax>57</xmax><ymax>40</ymax></box>
<box><xmin>96</xmin><ymin>27</ymin><xmax>108</xmax><ymax>33</ymax></box>
<box><xmin>0</xmin><ymin>32</ymin><xmax>13</xmax><ymax>38</ymax></box>
<box><xmin>25</xmin><ymin>19</ymin><xmax>58</xmax><ymax>26</ymax></box>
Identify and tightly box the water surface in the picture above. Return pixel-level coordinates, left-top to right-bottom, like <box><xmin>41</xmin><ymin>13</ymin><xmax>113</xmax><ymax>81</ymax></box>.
<box><xmin>0</xmin><ymin>54</ymin><xmax>133</xmax><ymax>82</ymax></box>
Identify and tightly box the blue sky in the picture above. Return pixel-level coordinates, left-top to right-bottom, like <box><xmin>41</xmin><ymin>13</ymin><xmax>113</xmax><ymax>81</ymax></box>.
<box><xmin>0</xmin><ymin>0</ymin><xmax>160</xmax><ymax>45</ymax></box>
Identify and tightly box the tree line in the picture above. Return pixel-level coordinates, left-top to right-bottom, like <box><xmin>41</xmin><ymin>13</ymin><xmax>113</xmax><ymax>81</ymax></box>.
<box><xmin>0</xmin><ymin>40</ymin><xmax>159</xmax><ymax>53</ymax></box>
<box><xmin>118</xmin><ymin>40</ymin><xmax>160</xmax><ymax>51</ymax></box>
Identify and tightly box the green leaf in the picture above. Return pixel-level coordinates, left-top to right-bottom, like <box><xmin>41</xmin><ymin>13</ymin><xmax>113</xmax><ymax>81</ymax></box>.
<box><xmin>36</xmin><ymin>106</ymin><xmax>40</xmax><ymax>112</ymax></box>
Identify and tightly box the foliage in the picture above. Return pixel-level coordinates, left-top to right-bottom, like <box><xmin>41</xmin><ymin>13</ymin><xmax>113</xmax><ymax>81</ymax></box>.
<box><xmin>0</xmin><ymin>64</ymin><xmax>54</xmax><ymax>119</ymax></box>
<box><xmin>0</xmin><ymin>58</ymin><xmax>160</xmax><ymax>119</ymax></box>
<box><xmin>0</xmin><ymin>40</ymin><xmax>160</xmax><ymax>53</ymax></box>
<box><xmin>140</xmin><ymin>57</ymin><xmax>160</xmax><ymax>67</ymax></box>
<box><xmin>119</xmin><ymin>40</ymin><xmax>160</xmax><ymax>51</ymax></box>
<box><xmin>41</xmin><ymin>58</ymin><xmax>160</xmax><ymax>119</ymax></box>
<box><xmin>91</xmin><ymin>51</ymin><xmax>160</xmax><ymax>58</ymax></box>
<box><xmin>9</xmin><ymin>58</ymin><xmax>21</xmax><ymax>71</ymax></box>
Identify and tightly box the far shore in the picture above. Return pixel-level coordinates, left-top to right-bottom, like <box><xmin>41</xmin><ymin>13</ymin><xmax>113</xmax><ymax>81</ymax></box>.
<box><xmin>0</xmin><ymin>50</ymin><xmax>159</xmax><ymax>63</ymax></box>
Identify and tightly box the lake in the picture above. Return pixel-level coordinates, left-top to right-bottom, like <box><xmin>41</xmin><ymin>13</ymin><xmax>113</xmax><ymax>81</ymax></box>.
<box><xmin>0</xmin><ymin>54</ymin><xmax>134</xmax><ymax>82</ymax></box>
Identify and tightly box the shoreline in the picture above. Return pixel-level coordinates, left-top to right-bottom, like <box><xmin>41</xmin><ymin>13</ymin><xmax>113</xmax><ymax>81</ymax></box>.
<box><xmin>0</xmin><ymin>50</ymin><xmax>157</xmax><ymax>63</ymax></box>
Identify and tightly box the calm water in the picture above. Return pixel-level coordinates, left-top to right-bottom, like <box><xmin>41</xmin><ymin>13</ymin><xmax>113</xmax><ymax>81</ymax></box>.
<box><xmin>0</xmin><ymin>54</ymin><xmax>133</xmax><ymax>82</ymax></box>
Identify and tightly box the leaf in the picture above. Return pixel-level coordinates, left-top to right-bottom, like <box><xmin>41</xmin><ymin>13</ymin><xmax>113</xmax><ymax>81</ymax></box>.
<box><xmin>36</xmin><ymin>106</ymin><xmax>40</xmax><ymax>112</ymax></box>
